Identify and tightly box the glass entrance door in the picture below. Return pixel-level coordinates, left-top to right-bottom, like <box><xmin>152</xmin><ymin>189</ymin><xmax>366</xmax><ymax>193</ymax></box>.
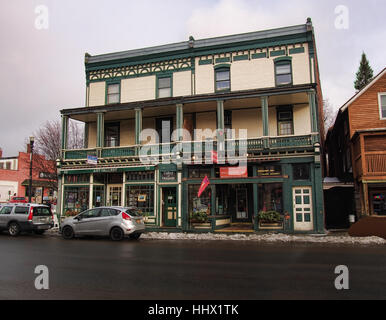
<box><xmin>236</xmin><ymin>188</ymin><xmax>248</xmax><ymax>219</ymax></box>
<box><xmin>107</xmin><ymin>185</ymin><xmax>122</xmax><ymax>207</ymax></box>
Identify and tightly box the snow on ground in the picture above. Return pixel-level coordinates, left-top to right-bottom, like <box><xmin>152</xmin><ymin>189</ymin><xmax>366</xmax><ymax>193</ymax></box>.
<box><xmin>141</xmin><ymin>232</ymin><xmax>386</xmax><ymax>244</ymax></box>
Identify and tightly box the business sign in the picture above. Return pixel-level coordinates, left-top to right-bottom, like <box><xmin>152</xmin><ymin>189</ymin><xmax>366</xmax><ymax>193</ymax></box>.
<box><xmin>220</xmin><ymin>166</ymin><xmax>248</xmax><ymax>178</ymax></box>
<box><xmin>87</xmin><ymin>155</ymin><xmax>98</xmax><ymax>165</ymax></box>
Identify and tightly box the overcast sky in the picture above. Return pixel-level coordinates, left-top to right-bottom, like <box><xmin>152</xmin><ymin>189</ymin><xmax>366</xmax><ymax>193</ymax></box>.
<box><xmin>0</xmin><ymin>0</ymin><xmax>385</xmax><ymax>157</ymax></box>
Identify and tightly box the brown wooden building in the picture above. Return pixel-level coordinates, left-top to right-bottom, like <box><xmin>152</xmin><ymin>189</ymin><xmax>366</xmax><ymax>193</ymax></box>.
<box><xmin>326</xmin><ymin>68</ymin><xmax>386</xmax><ymax>222</ymax></box>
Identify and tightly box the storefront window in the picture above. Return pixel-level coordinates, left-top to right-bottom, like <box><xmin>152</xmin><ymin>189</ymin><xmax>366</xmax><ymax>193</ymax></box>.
<box><xmin>188</xmin><ymin>184</ymin><xmax>211</xmax><ymax>222</ymax></box>
<box><xmin>126</xmin><ymin>171</ymin><xmax>154</xmax><ymax>181</ymax></box>
<box><xmin>63</xmin><ymin>186</ymin><xmax>89</xmax><ymax>216</ymax></box>
<box><xmin>93</xmin><ymin>185</ymin><xmax>105</xmax><ymax>207</ymax></box>
<box><xmin>64</xmin><ymin>174</ymin><xmax>90</xmax><ymax>184</ymax></box>
<box><xmin>258</xmin><ymin>183</ymin><xmax>283</xmax><ymax>214</ymax></box>
<box><xmin>125</xmin><ymin>185</ymin><xmax>154</xmax><ymax>216</ymax></box>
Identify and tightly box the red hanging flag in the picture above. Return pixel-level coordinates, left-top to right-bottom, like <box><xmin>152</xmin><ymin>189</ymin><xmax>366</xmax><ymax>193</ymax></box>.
<box><xmin>197</xmin><ymin>175</ymin><xmax>210</xmax><ymax>198</ymax></box>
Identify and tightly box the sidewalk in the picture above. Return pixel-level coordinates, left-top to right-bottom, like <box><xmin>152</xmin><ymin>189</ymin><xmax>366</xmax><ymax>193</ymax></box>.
<box><xmin>46</xmin><ymin>228</ymin><xmax>386</xmax><ymax>244</ymax></box>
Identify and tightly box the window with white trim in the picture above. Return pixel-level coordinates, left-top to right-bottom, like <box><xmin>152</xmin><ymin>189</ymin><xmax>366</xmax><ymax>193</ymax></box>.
<box><xmin>379</xmin><ymin>93</ymin><xmax>386</xmax><ymax>119</ymax></box>
<box><xmin>107</xmin><ymin>83</ymin><xmax>120</xmax><ymax>104</ymax></box>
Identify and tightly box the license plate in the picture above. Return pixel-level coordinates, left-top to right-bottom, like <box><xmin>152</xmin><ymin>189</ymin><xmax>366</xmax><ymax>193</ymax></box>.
<box><xmin>37</xmin><ymin>225</ymin><xmax>48</xmax><ymax>230</ymax></box>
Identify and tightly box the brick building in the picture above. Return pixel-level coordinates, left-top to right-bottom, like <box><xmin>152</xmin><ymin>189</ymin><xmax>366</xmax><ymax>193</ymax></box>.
<box><xmin>0</xmin><ymin>146</ymin><xmax>57</xmax><ymax>204</ymax></box>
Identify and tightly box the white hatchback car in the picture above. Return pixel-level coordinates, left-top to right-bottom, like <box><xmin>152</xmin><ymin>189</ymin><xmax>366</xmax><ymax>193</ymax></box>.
<box><xmin>60</xmin><ymin>207</ymin><xmax>145</xmax><ymax>241</ymax></box>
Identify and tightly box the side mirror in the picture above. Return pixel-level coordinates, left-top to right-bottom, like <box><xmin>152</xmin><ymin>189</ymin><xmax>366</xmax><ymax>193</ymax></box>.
<box><xmin>74</xmin><ymin>216</ymin><xmax>82</xmax><ymax>221</ymax></box>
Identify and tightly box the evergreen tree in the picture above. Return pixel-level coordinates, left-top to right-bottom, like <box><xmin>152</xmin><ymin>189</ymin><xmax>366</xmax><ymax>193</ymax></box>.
<box><xmin>354</xmin><ymin>52</ymin><xmax>374</xmax><ymax>91</ymax></box>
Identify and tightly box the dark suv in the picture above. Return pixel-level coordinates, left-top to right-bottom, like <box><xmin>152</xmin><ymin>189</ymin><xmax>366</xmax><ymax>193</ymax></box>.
<box><xmin>0</xmin><ymin>203</ymin><xmax>54</xmax><ymax>236</ymax></box>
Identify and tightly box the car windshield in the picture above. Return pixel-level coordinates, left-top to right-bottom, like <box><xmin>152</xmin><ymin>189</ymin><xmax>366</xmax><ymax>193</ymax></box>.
<box><xmin>125</xmin><ymin>208</ymin><xmax>141</xmax><ymax>217</ymax></box>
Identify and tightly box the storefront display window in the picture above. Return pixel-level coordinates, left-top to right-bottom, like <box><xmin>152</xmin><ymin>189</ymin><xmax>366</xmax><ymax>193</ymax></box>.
<box><xmin>125</xmin><ymin>185</ymin><xmax>154</xmax><ymax>216</ymax></box>
<box><xmin>188</xmin><ymin>184</ymin><xmax>211</xmax><ymax>222</ymax></box>
<box><xmin>258</xmin><ymin>183</ymin><xmax>283</xmax><ymax>214</ymax></box>
<box><xmin>63</xmin><ymin>186</ymin><xmax>89</xmax><ymax>216</ymax></box>
<box><xmin>93</xmin><ymin>185</ymin><xmax>105</xmax><ymax>207</ymax></box>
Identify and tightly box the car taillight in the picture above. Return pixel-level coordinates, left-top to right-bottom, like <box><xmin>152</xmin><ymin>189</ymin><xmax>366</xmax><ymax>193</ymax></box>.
<box><xmin>122</xmin><ymin>212</ymin><xmax>131</xmax><ymax>221</ymax></box>
<box><xmin>28</xmin><ymin>208</ymin><xmax>33</xmax><ymax>221</ymax></box>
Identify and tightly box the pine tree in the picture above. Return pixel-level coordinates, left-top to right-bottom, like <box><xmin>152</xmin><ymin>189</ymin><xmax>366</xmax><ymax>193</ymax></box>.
<box><xmin>354</xmin><ymin>52</ymin><xmax>374</xmax><ymax>91</ymax></box>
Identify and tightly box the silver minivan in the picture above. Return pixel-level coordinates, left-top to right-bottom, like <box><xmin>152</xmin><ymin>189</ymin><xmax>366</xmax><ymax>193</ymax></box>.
<box><xmin>0</xmin><ymin>203</ymin><xmax>54</xmax><ymax>236</ymax></box>
<box><xmin>60</xmin><ymin>206</ymin><xmax>145</xmax><ymax>241</ymax></box>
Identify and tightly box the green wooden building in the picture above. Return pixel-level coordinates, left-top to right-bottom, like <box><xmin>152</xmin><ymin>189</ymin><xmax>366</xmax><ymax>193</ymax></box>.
<box><xmin>58</xmin><ymin>18</ymin><xmax>325</xmax><ymax>234</ymax></box>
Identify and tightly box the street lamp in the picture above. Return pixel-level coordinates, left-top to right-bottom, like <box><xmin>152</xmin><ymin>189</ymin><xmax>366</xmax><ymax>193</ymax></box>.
<box><xmin>28</xmin><ymin>136</ymin><xmax>35</xmax><ymax>203</ymax></box>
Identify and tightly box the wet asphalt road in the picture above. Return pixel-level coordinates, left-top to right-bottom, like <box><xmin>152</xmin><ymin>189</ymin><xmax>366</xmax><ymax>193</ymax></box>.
<box><xmin>0</xmin><ymin>232</ymin><xmax>385</xmax><ymax>300</ymax></box>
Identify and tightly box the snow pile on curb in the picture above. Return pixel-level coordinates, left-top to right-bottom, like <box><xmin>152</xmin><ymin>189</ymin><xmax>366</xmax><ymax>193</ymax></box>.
<box><xmin>142</xmin><ymin>232</ymin><xmax>386</xmax><ymax>244</ymax></box>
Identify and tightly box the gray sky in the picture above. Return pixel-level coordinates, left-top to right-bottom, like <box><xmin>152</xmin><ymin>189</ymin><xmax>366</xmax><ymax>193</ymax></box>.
<box><xmin>0</xmin><ymin>0</ymin><xmax>385</xmax><ymax>157</ymax></box>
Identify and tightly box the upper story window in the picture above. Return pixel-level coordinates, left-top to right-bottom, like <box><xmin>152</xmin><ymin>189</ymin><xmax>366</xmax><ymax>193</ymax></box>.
<box><xmin>106</xmin><ymin>83</ymin><xmax>120</xmax><ymax>104</ymax></box>
<box><xmin>379</xmin><ymin>93</ymin><xmax>386</xmax><ymax>119</ymax></box>
<box><xmin>104</xmin><ymin>122</ymin><xmax>120</xmax><ymax>147</ymax></box>
<box><xmin>215</xmin><ymin>66</ymin><xmax>230</xmax><ymax>92</ymax></box>
<box><xmin>157</xmin><ymin>76</ymin><xmax>172</xmax><ymax>98</ymax></box>
<box><xmin>275</xmin><ymin>58</ymin><xmax>292</xmax><ymax>86</ymax></box>
<box><xmin>277</xmin><ymin>106</ymin><xmax>294</xmax><ymax>136</ymax></box>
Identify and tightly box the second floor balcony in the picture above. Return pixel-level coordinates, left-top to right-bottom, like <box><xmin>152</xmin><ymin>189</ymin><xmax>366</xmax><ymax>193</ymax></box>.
<box><xmin>60</xmin><ymin>85</ymin><xmax>320</xmax><ymax>166</ymax></box>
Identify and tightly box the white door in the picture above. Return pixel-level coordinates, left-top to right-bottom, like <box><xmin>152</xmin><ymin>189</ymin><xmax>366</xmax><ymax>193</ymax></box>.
<box><xmin>293</xmin><ymin>187</ymin><xmax>313</xmax><ymax>231</ymax></box>
<box><xmin>107</xmin><ymin>185</ymin><xmax>123</xmax><ymax>207</ymax></box>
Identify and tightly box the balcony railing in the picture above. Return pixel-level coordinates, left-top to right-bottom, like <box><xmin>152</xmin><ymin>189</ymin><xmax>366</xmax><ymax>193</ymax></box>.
<box><xmin>63</xmin><ymin>134</ymin><xmax>317</xmax><ymax>161</ymax></box>
<box><xmin>366</xmin><ymin>153</ymin><xmax>386</xmax><ymax>174</ymax></box>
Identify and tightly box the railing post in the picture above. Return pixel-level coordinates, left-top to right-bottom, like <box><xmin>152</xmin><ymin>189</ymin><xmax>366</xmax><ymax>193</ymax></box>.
<box><xmin>261</xmin><ymin>96</ymin><xmax>269</xmax><ymax>148</ymax></box>
<box><xmin>308</xmin><ymin>90</ymin><xmax>319</xmax><ymax>144</ymax></box>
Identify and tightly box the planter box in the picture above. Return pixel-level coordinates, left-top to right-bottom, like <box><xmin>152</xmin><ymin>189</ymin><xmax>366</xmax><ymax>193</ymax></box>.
<box><xmin>258</xmin><ymin>221</ymin><xmax>283</xmax><ymax>230</ymax></box>
<box><xmin>192</xmin><ymin>222</ymin><xmax>211</xmax><ymax>229</ymax></box>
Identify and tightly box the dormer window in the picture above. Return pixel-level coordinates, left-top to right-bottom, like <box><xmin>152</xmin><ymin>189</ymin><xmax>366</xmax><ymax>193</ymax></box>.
<box><xmin>274</xmin><ymin>58</ymin><xmax>292</xmax><ymax>86</ymax></box>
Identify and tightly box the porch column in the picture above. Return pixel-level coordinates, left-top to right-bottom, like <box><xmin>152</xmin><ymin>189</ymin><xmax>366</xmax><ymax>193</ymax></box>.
<box><xmin>84</xmin><ymin>122</ymin><xmax>89</xmax><ymax>149</ymax></box>
<box><xmin>176</xmin><ymin>103</ymin><xmax>184</xmax><ymax>141</ymax></box>
<box><xmin>308</xmin><ymin>90</ymin><xmax>318</xmax><ymax>134</ymax></box>
<box><xmin>216</xmin><ymin>100</ymin><xmax>225</xmax><ymax>159</ymax></box>
<box><xmin>135</xmin><ymin>108</ymin><xmax>143</xmax><ymax>145</ymax></box>
<box><xmin>261</xmin><ymin>96</ymin><xmax>269</xmax><ymax>136</ymax></box>
<box><xmin>61</xmin><ymin>115</ymin><xmax>69</xmax><ymax>151</ymax></box>
<box><xmin>96</xmin><ymin>112</ymin><xmax>105</xmax><ymax>148</ymax></box>
<box><xmin>89</xmin><ymin>173</ymin><xmax>93</xmax><ymax>209</ymax></box>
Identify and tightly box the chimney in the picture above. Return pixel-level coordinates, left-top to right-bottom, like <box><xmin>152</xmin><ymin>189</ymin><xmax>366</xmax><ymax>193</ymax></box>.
<box><xmin>0</xmin><ymin>148</ymin><xmax>2</xmax><ymax>158</ymax></box>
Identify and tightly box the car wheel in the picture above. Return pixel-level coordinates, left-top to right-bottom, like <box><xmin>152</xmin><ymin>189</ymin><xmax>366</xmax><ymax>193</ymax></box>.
<box><xmin>8</xmin><ymin>222</ymin><xmax>21</xmax><ymax>237</ymax></box>
<box><xmin>110</xmin><ymin>227</ymin><xmax>124</xmax><ymax>241</ymax></box>
<box><xmin>62</xmin><ymin>226</ymin><xmax>75</xmax><ymax>240</ymax></box>
<box><xmin>33</xmin><ymin>230</ymin><xmax>45</xmax><ymax>235</ymax></box>
<box><xmin>129</xmin><ymin>233</ymin><xmax>141</xmax><ymax>240</ymax></box>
